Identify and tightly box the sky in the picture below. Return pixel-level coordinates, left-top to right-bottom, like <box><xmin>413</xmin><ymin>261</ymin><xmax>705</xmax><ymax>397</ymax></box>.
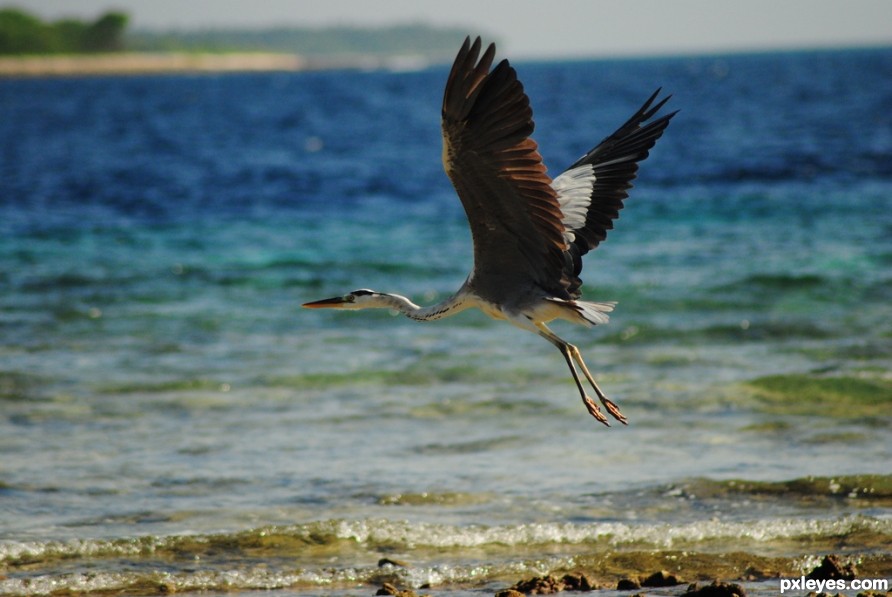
<box><xmin>11</xmin><ymin>0</ymin><xmax>892</xmax><ymax>58</ymax></box>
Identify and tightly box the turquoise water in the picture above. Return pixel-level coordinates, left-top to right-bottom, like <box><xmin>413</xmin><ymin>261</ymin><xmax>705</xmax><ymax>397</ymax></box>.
<box><xmin>1</xmin><ymin>48</ymin><xmax>891</xmax><ymax>595</ymax></box>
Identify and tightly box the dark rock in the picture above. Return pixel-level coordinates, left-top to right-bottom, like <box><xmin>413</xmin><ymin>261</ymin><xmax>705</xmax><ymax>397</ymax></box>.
<box><xmin>617</xmin><ymin>578</ymin><xmax>641</xmax><ymax>590</ymax></box>
<box><xmin>494</xmin><ymin>591</ymin><xmax>526</xmax><ymax>597</ymax></box>
<box><xmin>503</xmin><ymin>572</ymin><xmax>597</xmax><ymax>595</ymax></box>
<box><xmin>509</xmin><ymin>575</ymin><xmax>565</xmax><ymax>594</ymax></box>
<box><xmin>805</xmin><ymin>555</ymin><xmax>857</xmax><ymax>581</ymax></box>
<box><xmin>741</xmin><ymin>566</ymin><xmax>771</xmax><ymax>581</ymax></box>
<box><xmin>641</xmin><ymin>570</ymin><xmax>683</xmax><ymax>587</ymax></box>
<box><xmin>376</xmin><ymin>583</ymin><xmax>417</xmax><ymax>597</ymax></box>
<box><xmin>683</xmin><ymin>580</ymin><xmax>747</xmax><ymax>597</ymax></box>
<box><xmin>561</xmin><ymin>572</ymin><xmax>597</xmax><ymax>591</ymax></box>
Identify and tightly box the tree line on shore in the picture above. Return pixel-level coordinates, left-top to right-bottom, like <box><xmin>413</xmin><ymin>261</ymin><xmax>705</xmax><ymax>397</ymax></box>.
<box><xmin>0</xmin><ymin>8</ymin><xmax>127</xmax><ymax>54</ymax></box>
<box><xmin>0</xmin><ymin>7</ymin><xmax>475</xmax><ymax>58</ymax></box>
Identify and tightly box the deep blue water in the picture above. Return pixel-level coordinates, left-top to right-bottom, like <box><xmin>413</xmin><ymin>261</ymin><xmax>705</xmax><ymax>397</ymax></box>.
<box><xmin>1</xmin><ymin>48</ymin><xmax>891</xmax><ymax>595</ymax></box>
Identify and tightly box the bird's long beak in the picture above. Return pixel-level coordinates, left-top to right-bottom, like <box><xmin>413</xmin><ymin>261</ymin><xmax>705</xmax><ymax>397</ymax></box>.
<box><xmin>302</xmin><ymin>296</ymin><xmax>349</xmax><ymax>309</ymax></box>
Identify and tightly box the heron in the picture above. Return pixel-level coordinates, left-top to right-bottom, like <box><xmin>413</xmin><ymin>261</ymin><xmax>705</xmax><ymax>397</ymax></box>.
<box><xmin>304</xmin><ymin>36</ymin><xmax>675</xmax><ymax>425</ymax></box>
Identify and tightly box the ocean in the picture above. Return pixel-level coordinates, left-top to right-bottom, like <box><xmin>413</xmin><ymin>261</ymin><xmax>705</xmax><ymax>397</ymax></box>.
<box><xmin>1</xmin><ymin>47</ymin><xmax>890</xmax><ymax>596</ymax></box>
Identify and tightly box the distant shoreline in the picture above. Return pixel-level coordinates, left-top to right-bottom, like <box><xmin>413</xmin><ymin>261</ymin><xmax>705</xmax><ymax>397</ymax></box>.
<box><xmin>4</xmin><ymin>45</ymin><xmax>887</xmax><ymax>78</ymax></box>
<box><xmin>0</xmin><ymin>52</ymin><xmax>306</xmax><ymax>77</ymax></box>
<box><xmin>0</xmin><ymin>52</ymin><xmax>435</xmax><ymax>77</ymax></box>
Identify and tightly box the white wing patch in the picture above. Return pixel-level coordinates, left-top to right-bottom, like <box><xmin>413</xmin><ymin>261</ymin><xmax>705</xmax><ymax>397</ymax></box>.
<box><xmin>551</xmin><ymin>164</ymin><xmax>595</xmax><ymax>242</ymax></box>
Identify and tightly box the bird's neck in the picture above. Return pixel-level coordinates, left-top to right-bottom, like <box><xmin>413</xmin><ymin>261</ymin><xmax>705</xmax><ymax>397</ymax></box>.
<box><xmin>379</xmin><ymin>291</ymin><xmax>473</xmax><ymax>322</ymax></box>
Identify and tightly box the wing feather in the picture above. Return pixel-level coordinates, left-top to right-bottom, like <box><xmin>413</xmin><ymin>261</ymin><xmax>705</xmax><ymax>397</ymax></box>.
<box><xmin>441</xmin><ymin>38</ymin><xmax>675</xmax><ymax>305</ymax></box>
<box><xmin>554</xmin><ymin>89</ymin><xmax>677</xmax><ymax>296</ymax></box>
<box><xmin>442</xmin><ymin>37</ymin><xmax>570</xmax><ymax>303</ymax></box>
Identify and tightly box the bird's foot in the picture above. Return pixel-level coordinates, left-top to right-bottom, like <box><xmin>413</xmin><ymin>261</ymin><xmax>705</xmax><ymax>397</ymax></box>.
<box><xmin>582</xmin><ymin>395</ymin><xmax>610</xmax><ymax>426</ymax></box>
<box><xmin>599</xmin><ymin>396</ymin><xmax>628</xmax><ymax>425</ymax></box>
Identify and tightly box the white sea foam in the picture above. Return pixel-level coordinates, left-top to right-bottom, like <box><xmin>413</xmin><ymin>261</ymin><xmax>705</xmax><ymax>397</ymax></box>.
<box><xmin>322</xmin><ymin>514</ymin><xmax>890</xmax><ymax>549</ymax></box>
<box><xmin>2</xmin><ymin>515</ymin><xmax>889</xmax><ymax>596</ymax></box>
<box><xmin>6</xmin><ymin>514</ymin><xmax>885</xmax><ymax>566</ymax></box>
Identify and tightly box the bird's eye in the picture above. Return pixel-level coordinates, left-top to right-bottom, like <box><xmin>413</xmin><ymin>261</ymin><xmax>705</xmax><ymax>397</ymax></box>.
<box><xmin>345</xmin><ymin>294</ymin><xmax>356</xmax><ymax>302</ymax></box>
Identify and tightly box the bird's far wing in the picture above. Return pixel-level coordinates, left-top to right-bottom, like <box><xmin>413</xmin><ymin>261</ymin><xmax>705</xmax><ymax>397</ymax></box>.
<box><xmin>553</xmin><ymin>89</ymin><xmax>676</xmax><ymax>296</ymax></box>
<box><xmin>441</xmin><ymin>37</ymin><xmax>571</xmax><ymax>302</ymax></box>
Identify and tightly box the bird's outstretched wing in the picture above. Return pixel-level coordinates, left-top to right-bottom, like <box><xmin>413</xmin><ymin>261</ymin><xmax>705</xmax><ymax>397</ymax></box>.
<box><xmin>441</xmin><ymin>37</ymin><xmax>572</xmax><ymax>303</ymax></box>
<box><xmin>553</xmin><ymin>90</ymin><xmax>677</xmax><ymax>297</ymax></box>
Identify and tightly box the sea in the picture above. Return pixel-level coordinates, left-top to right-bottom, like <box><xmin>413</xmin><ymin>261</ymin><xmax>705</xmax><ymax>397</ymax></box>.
<box><xmin>1</xmin><ymin>47</ymin><xmax>891</xmax><ymax>597</ymax></box>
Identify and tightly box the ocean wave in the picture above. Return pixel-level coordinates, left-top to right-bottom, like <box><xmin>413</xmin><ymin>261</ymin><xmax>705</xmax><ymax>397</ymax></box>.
<box><xmin>322</xmin><ymin>515</ymin><xmax>892</xmax><ymax>551</ymax></box>
<box><xmin>747</xmin><ymin>374</ymin><xmax>892</xmax><ymax>417</ymax></box>
<box><xmin>4</xmin><ymin>513</ymin><xmax>889</xmax><ymax>567</ymax></box>
<box><xmin>716</xmin><ymin>273</ymin><xmax>828</xmax><ymax>291</ymax></box>
<box><xmin>3</xmin><ymin>515</ymin><xmax>891</xmax><ymax>595</ymax></box>
<box><xmin>0</xmin><ymin>560</ymin><xmax>542</xmax><ymax>596</ymax></box>
<box><xmin>600</xmin><ymin>319</ymin><xmax>835</xmax><ymax>345</ymax></box>
<box><xmin>671</xmin><ymin>475</ymin><xmax>892</xmax><ymax>502</ymax></box>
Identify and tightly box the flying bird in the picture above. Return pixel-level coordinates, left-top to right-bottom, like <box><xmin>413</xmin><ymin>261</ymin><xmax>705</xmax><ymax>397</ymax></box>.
<box><xmin>304</xmin><ymin>37</ymin><xmax>675</xmax><ymax>425</ymax></box>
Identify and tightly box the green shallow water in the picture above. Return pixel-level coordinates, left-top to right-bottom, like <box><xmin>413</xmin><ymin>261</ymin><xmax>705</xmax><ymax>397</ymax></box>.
<box><xmin>746</xmin><ymin>374</ymin><xmax>892</xmax><ymax>418</ymax></box>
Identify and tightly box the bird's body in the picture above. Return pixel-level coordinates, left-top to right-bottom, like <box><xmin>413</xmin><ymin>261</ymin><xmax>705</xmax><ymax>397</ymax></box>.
<box><xmin>304</xmin><ymin>37</ymin><xmax>676</xmax><ymax>425</ymax></box>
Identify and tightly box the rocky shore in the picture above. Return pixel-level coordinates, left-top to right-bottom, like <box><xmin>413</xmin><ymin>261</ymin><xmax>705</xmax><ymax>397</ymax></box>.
<box><xmin>373</xmin><ymin>554</ymin><xmax>890</xmax><ymax>597</ymax></box>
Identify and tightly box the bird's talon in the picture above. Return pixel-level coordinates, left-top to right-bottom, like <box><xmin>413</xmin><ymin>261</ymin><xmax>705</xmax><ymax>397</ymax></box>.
<box><xmin>582</xmin><ymin>396</ymin><xmax>610</xmax><ymax>426</ymax></box>
<box><xmin>600</xmin><ymin>397</ymin><xmax>628</xmax><ymax>425</ymax></box>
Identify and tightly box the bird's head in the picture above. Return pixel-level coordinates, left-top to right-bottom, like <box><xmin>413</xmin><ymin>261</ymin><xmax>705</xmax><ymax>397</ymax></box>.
<box><xmin>302</xmin><ymin>289</ymin><xmax>386</xmax><ymax>310</ymax></box>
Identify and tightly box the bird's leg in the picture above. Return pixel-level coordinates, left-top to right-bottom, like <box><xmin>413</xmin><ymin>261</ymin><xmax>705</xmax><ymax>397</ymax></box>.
<box><xmin>566</xmin><ymin>344</ymin><xmax>628</xmax><ymax>425</ymax></box>
<box><xmin>533</xmin><ymin>322</ymin><xmax>627</xmax><ymax>425</ymax></box>
<box><xmin>556</xmin><ymin>343</ymin><xmax>610</xmax><ymax>426</ymax></box>
<box><xmin>532</xmin><ymin>325</ymin><xmax>609</xmax><ymax>425</ymax></box>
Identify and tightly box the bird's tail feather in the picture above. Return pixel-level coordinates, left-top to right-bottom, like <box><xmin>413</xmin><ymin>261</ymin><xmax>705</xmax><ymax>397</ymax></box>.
<box><xmin>576</xmin><ymin>300</ymin><xmax>616</xmax><ymax>326</ymax></box>
<box><xmin>542</xmin><ymin>297</ymin><xmax>615</xmax><ymax>326</ymax></box>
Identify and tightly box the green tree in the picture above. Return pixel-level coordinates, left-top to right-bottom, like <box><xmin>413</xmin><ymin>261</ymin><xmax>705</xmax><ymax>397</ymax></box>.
<box><xmin>53</xmin><ymin>19</ymin><xmax>88</xmax><ymax>52</ymax></box>
<box><xmin>82</xmin><ymin>12</ymin><xmax>128</xmax><ymax>52</ymax></box>
<box><xmin>0</xmin><ymin>8</ymin><xmax>53</xmax><ymax>53</ymax></box>
<box><xmin>0</xmin><ymin>8</ymin><xmax>129</xmax><ymax>54</ymax></box>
